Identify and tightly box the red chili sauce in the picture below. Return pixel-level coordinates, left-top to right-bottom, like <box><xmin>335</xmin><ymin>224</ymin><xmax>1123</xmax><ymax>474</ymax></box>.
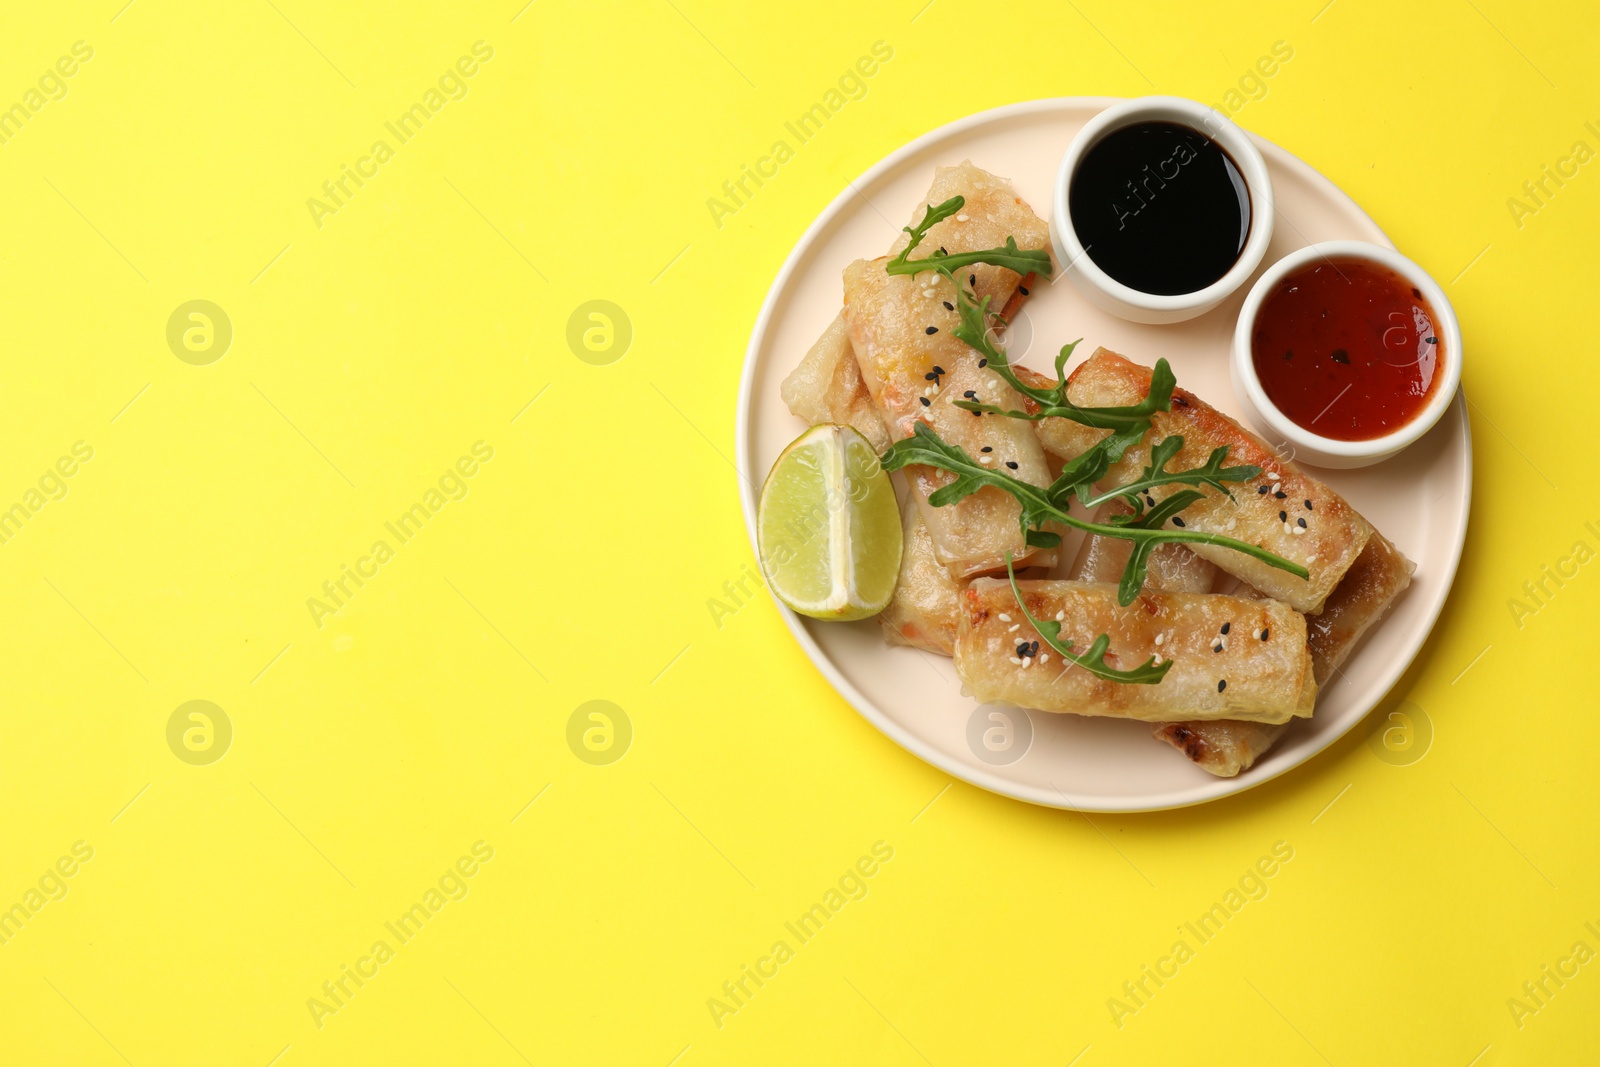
<box><xmin>1251</xmin><ymin>257</ymin><xmax>1442</xmax><ymax>441</ymax></box>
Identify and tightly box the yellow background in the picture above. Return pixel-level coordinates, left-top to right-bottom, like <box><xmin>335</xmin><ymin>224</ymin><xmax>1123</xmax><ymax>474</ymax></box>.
<box><xmin>1</xmin><ymin>0</ymin><xmax>1595</xmax><ymax>1063</ymax></box>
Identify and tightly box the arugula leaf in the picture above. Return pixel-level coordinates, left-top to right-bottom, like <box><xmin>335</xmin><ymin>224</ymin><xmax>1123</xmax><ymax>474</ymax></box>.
<box><xmin>887</xmin><ymin>423</ymin><xmax>1062</xmax><ymax>535</ymax></box>
<box><xmin>1114</xmin><ymin>491</ymin><xmax>1205</xmax><ymax>605</ymax></box>
<box><xmin>1082</xmin><ymin>437</ymin><xmax>1261</xmax><ymax>512</ymax></box>
<box><xmin>1005</xmin><ymin>557</ymin><xmax>1171</xmax><ymax>684</ymax></box>
<box><xmin>884</xmin><ymin>196</ymin><xmax>1054</xmax><ymax>280</ymax></box>
<box><xmin>885</xmin><ymin>196</ymin><xmax>964</xmax><ymax>273</ymax></box>
<box><xmin>939</xmin><ymin>259</ymin><xmax>1178</xmax><ymax>435</ymax></box>
<box><xmin>1041</xmin><ymin>425</ymin><xmax>1146</xmax><ymax>506</ymax></box>
<box><xmin>881</xmin><ymin>423</ymin><xmax>1309</xmax><ymax>604</ymax></box>
<box><xmin>889</xmin><ymin>235</ymin><xmax>1055</xmax><ymax>280</ymax></box>
<box><xmin>873</xmin><ymin>220</ymin><xmax>1304</xmax><ymax>624</ymax></box>
<box><xmin>977</xmin><ymin>357</ymin><xmax>1177</xmax><ymax>434</ymax></box>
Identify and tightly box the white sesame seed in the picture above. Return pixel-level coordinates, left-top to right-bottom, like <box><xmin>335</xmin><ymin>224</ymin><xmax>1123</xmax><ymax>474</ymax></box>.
<box><xmin>1008</xmin><ymin>624</ymin><xmax>1020</xmax><ymax>633</ymax></box>
<box><xmin>1039</xmin><ymin>653</ymin><xmax>1049</xmax><ymax>664</ymax></box>
<box><xmin>1021</xmin><ymin>657</ymin><xmax>1032</xmax><ymax>668</ymax></box>
<box><xmin>1055</xmin><ymin>611</ymin><xmax>1065</xmax><ymax>621</ymax></box>
<box><xmin>1292</xmin><ymin>526</ymin><xmax>1304</xmax><ymax>536</ymax></box>
<box><xmin>1271</xmin><ymin>482</ymin><xmax>1281</xmax><ymax>494</ymax></box>
<box><xmin>1009</xmin><ymin>656</ymin><xmax>1023</xmax><ymax>665</ymax></box>
<box><xmin>1153</xmin><ymin>654</ymin><xmax>1163</xmax><ymax>665</ymax></box>
<box><xmin>998</xmin><ymin>613</ymin><xmax>1011</xmax><ymax>622</ymax></box>
<box><xmin>979</xmin><ymin>455</ymin><xmax>993</xmax><ymax>465</ymax></box>
<box><xmin>1307</xmin><ymin>555</ymin><xmax>1317</xmax><ymax>563</ymax></box>
<box><xmin>956</xmin><ymin>214</ymin><xmax>969</xmax><ymax>222</ymax></box>
<box><xmin>1155</xmin><ymin>633</ymin><xmax>1165</xmax><ymax>646</ymax></box>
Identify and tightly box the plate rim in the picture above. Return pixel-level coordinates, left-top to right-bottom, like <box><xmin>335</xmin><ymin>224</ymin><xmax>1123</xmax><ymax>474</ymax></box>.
<box><xmin>735</xmin><ymin>97</ymin><xmax>1473</xmax><ymax>812</ymax></box>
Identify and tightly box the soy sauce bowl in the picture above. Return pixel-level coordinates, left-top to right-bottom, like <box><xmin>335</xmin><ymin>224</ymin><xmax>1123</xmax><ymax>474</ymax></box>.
<box><xmin>1052</xmin><ymin>96</ymin><xmax>1274</xmax><ymax>324</ymax></box>
<box><xmin>1230</xmin><ymin>241</ymin><xmax>1463</xmax><ymax>469</ymax></box>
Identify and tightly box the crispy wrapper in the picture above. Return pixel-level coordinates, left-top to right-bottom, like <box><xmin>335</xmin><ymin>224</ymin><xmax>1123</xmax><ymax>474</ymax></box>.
<box><xmin>1030</xmin><ymin>349</ymin><xmax>1374</xmax><ymax>613</ymax></box>
<box><xmin>955</xmin><ymin>578</ymin><xmax>1316</xmax><ymax>725</ymax></box>
<box><xmin>879</xmin><ymin>504</ymin><xmax>965</xmax><ymax>655</ymax></box>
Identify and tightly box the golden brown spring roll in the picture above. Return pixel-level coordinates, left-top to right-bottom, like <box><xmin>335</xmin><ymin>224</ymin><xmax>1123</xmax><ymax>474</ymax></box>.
<box><xmin>1069</xmin><ymin>501</ymin><xmax>1219</xmax><ymax>593</ymax></box>
<box><xmin>955</xmin><ymin>579</ymin><xmax>1316</xmax><ymax>725</ymax></box>
<box><xmin>782</xmin><ymin>164</ymin><xmax>1041</xmax><ymax>459</ymax></box>
<box><xmin>880</xmin><ymin>504</ymin><xmax>965</xmax><ymax>655</ymax></box>
<box><xmin>1032</xmin><ymin>349</ymin><xmax>1374</xmax><ymax>614</ymax></box>
<box><xmin>1153</xmin><ymin>531</ymin><xmax>1414</xmax><ymax>776</ymax></box>
<box><xmin>842</xmin><ymin>164</ymin><xmax>1055</xmax><ymax>579</ymax></box>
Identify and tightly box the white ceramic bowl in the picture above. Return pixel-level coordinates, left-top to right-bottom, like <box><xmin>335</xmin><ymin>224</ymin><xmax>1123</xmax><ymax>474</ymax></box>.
<box><xmin>1230</xmin><ymin>241</ymin><xmax>1463</xmax><ymax>469</ymax></box>
<box><xmin>1051</xmin><ymin>96</ymin><xmax>1274</xmax><ymax>324</ymax></box>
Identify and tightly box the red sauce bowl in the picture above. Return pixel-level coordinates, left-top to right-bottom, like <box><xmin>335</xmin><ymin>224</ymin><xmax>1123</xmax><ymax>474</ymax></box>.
<box><xmin>1231</xmin><ymin>241</ymin><xmax>1462</xmax><ymax>468</ymax></box>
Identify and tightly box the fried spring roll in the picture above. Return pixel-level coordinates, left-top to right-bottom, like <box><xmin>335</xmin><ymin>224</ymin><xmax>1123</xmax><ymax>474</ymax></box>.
<box><xmin>780</xmin><ymin>313</ymin><xmax>893</xmax><ymax>455</ymax></box>
<box><xmin>842</xmin><ymin>164</ymin><xmax>1055</xmax><ymax>579</ymax></box>
<box><xmin>1032</xmin><ymin>349</ymin><xmax>1374</xmax><ymax>613</ymax></box>
<box><xmin>955</xmin><ymin>579</ymin><xmax>1316</xmax><ymax>725</ymax></box>
<box><xmin>1153</xmin><ymin>532</ymin><xmax>1414</xmax><ymax>776</ymax></box>
<box><xmin>781</xmin><ymin>163</ymin><xmax>1040</xmax><ymax>461</ymax></box>
<box><xmin>1069</xmin><ymin>501</ymin><xmax>1219</xmax><ymax>593</ymax></box>
<box><xmin>880</xmin><ymin>504</ymin><xmax>965</xmax><ymax>655</ymax></box>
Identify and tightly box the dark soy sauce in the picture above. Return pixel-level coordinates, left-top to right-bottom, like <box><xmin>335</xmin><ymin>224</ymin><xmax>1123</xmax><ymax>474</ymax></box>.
<box><xmin>1069</xmin><ymin>121</ymin><xmax>1251</xmax><ymax>296</ymax></box>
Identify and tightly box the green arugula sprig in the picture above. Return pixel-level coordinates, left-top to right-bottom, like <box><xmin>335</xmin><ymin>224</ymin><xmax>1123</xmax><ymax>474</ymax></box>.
<box><xmin>1080</xmin><ymin>435</ymin><xmax>1262</xmax><ymax>514</ymax></box>
<box><xmin>1004</xmin><ymin>556</ymin><xmax>1171</xmax><ymax>684</ymax></box>
<box><xmin>882</xmin><ymin>422</ymin><xmax>1307</xmax><ymax>607</ymax></box>
<box><xmin>876</xmin><ymin>203</ymin><xmax>1299</xmax><ymax>684</ymax></box>
<box><xmin>884</xmin><ymin>195</ymin><xmax>1054</xmax><ymax>280</ymax></box>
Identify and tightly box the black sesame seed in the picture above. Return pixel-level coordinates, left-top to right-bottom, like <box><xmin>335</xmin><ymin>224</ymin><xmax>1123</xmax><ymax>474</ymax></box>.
<box><xmin>943</xmin><ymin>301</ymin><xmax>954</xmax><ymax>311</ymax></box>
<box><xmin>918</xmin><ymin>397</ymin><xmax>930</xmax><ymax>407</ymax></box>
<box><xmin>1425</xmin><ymin>336</ymin><xmax>1437</xmax><ymax>344</ymax></box>
<box><xmin>1279</xmin><ymin>511</ymin><xmax>1287</xmax><ymax>522</ymax></box>
<box><xmin>980</xmin><ymin>446</ymin><xmax>992</xmax><ymax>453</ymax></box>
<box><xmin>1217</xmin><ymin>679</ymin><xmax>1227</xmax><ymax>693</ymax></box>
<box><xmin>924</xmin><ymin>372</ymin><xmax>938</xmax><ymax>381</ymax></box>
<box><xmin>1257</xmin><ymin>486</ymin><xmax>1269</xmax><ymax>495</ymax></box>
<box><xmin>1304</xmin><ymin>500</ymin><xmax>1313</xmax><ymax>510</ymax></box>
<box><xmin>1221</xmin><ymin>622</ymin><xmax>1231</xmax><ymax>635</ymax></box>
<box><xmin>1260</xmin><ymin>628</ymin><xmax>1269</xmax><ymax>641</ymax></box>
<box><xmin>969</xmin><ymin>274</ymin><xmax>976</xmax><ymax>286</ymax></box>
<box><xmin>1331</xmin><ymin>348</ymin><xmax>1351</xmax><ymax>365</ymax></box>
<box><xmin>933</xmin><ymin>366</ymin><xmax>944</xmax><ymax>375</ymax></box>
<box><xmin>925</xmin><ymin>326</ymin><xmax>938</xmax><ymax>335</ymax></box>
<box><xmin>964</xmin><ymin>390</ymin><xmax>976</xmax><ymax>398</ymax></box>
<box><xmin>1275</xmin><ymin>491</ymin><xmax>1287</xmax><ymax>499</ymax></box>
<box><xmin>1019</xmin><ymin>285</ymin><xmax>1030</xmax><ymax>296</ymax></box>
<box><xmin>1298</xmin><ymin>518</ymin><xmax>1307</xmax><ymax>528</ymax></box>
<box><xmin>978</xmin><ymin>358</ymin><xmax>988</xmax><ymax>368</ymax></box>
<box><xmin>1172</xmin><ymin>516</ymin><xmax>1186</xmax><ymax>528</ymax></box>
<box><xmin>1412</xmin><ymin>287</ymin><xmax>1421</xmax><ymax>299</ymax></box>
<box><xmin>1005</xmin><ymin>461</ymin><xmax>1019</xmax><ymax>470</ymax></box>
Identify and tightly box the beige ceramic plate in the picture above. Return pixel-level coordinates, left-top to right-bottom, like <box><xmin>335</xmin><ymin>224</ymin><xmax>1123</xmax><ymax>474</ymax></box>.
<box><xmin>736</xmin><ymin>99</ymin><xmax>1471</xmax><ymax>811</ymax></box>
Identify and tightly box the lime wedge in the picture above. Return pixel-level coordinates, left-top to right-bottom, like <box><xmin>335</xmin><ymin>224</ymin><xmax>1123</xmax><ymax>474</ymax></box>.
<box><xmin>758</xmin><ymin>424</ymin><xmax>902</xmax><ymax>620</ymax></box>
